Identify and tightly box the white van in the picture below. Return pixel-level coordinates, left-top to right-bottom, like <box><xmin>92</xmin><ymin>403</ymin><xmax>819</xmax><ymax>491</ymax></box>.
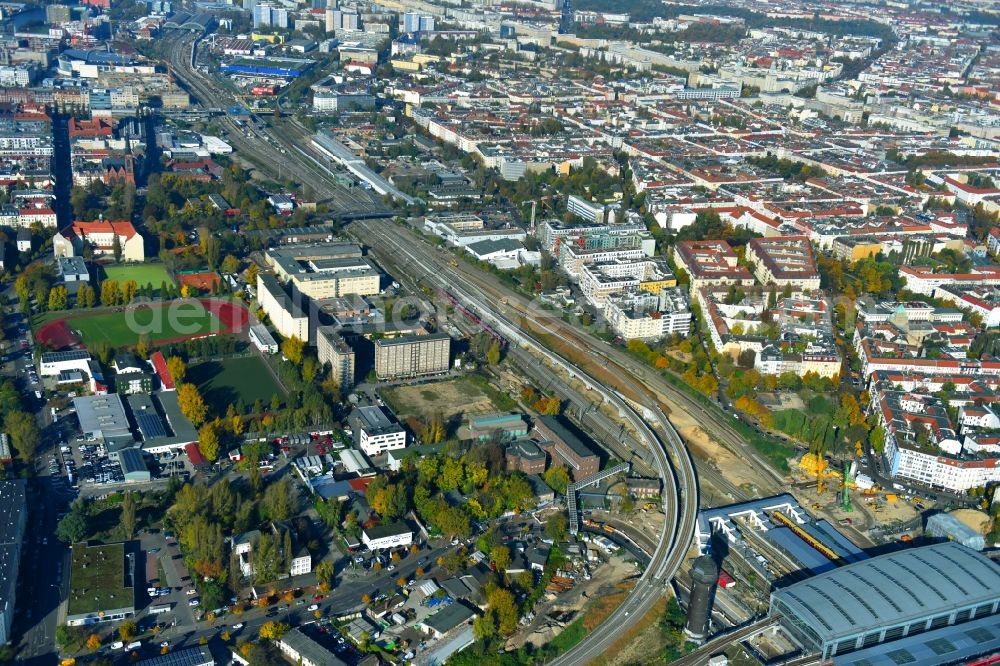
<box><xmin>126</xmin><ymin>641</ymin><xmax>142</xmax><ymax>650</ymax></box>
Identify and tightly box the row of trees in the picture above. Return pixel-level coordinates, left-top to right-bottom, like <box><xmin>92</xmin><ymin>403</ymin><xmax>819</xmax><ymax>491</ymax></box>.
<box><xmin>0</xmin><ymin>380</ymin><xmax>41</xmax><ymax>466</ymax></box>
<box><xmin>349</xmin><ymin>444</ymin><xmax>539</xmax><ymax>540</ymax></box>
<box><xmin>166</xmin><ymin>475</ymin><xmax>300</xmax><ymax>608</ymax></box>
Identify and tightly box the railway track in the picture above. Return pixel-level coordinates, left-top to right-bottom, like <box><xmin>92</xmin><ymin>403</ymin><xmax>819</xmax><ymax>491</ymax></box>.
<box><xmin>353</xmin><ymin>220</ymin><xmax>700</xmax><ymax>665</ymax></box>
<box><xmin>161</xmin><ymin>30</ymin><xmax>391</xmax><ymax>218</ymax></box>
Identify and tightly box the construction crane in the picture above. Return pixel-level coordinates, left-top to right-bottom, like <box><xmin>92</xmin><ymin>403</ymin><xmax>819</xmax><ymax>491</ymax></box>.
<box><xmin>841</xmin><ymin>461</ymin><xmax>853</xmax><ymax>513</ymax></box>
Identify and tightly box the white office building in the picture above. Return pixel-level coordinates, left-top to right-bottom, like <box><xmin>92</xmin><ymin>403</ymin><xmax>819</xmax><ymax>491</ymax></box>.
<box><xmin>351</xmin><ymin>406</ymin><xmax>406</xmax><ymax>456</ymax></box>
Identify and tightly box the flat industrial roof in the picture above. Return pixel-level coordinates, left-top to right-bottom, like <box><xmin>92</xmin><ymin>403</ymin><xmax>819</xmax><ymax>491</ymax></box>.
<box><xmin>134</xmin><ymin>645</ymin><xmax>214</xmax><ymax>666</ymax></box>
<box><xmin>772</xmin><ymin>542</ymin><xmax>1000</xmax><ymax>644</ymax></box>
<box><xmin>833</xmin><ymin>613</ymin><xmax>1000</xmax><ymax>666</ymax></box>
<box><xmin>280</xmin><ymin>628</ymin><xmax>347</xmax><ymax>666</ymax></box>
<box><xmin>537</xmin><ymin>416</ymin><xmax>598</xmax><ymax>461</ymax></box>
<box><xmin>68</xmin><ymin>542</ymin><xmax>134</xmax><ymax>617</ymax></box>
<box><xmin>0</xmin><ymin>480</ymin><xmax>26</xmax><ymax>622</ymax></box>
<box><xmin>74</xmin><ymin>393</ymin><xmax>133</xmax><ymax>441</ymax></box>
<box><xmin>354</xmin><ymin>405</ymin><xmax>402</xmax><ymax>434</ymax></box>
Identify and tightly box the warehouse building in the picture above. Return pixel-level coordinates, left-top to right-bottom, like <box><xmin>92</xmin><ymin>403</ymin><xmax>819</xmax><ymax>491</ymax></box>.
<box><xmin>0</xmin><ymin>480</ymin><xmax>27</xmax><ymax>645</ymax></box>
<box><xmin>74</xmin><ymin>393</ymin><xmax>133</xmax><ymax>443</ymax></box>
<box><xmin>770</xmin><ymin>542</ymin><xmax>1000</xmax><ymax>661</ymax></box>
<box><xmin>135</xmin><ymin>645</ymin><xmax>214</xmax><ymax>666</ymax></box>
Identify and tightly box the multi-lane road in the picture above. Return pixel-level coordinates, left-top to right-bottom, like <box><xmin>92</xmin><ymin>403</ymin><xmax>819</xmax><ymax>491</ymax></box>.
<box><xmin>351</xmin><ymin>219</ymin><xmax>700</xmax><ymax>664</ymax></box>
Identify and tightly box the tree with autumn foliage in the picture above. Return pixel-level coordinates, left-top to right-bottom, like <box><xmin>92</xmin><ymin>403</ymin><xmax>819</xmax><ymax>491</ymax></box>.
<box><xmin>281</xmin><ymin>336</ymin><xmax>305</xmax><ymax>364</ymax></box>
<box><xmin>532</xmin><ymin>396</ymin><xmax>561</xmax><ymax>416</ymax></box>
<box><xmin>166</xmin><ymin>355</ymin><xmax>187</xmax><ymax>384</ymax></box>
<box><xmin>197</xmin><ymin>420</ymin><xmax>222</xmax><ymax>462</ymax></box>
<box><xmin>259</xmin><ymin>621</ymin><xmax>289</xmax><ymax>640</ymax></box>
<box><xmin>86</xmin><ymin>634</ymin><xmax>102</xmax><ymax>652</ymax></box>
<box><xmin>177</xmin><ymin>383</ymin><xmax>208</xmax><ymax>427</ymax></box>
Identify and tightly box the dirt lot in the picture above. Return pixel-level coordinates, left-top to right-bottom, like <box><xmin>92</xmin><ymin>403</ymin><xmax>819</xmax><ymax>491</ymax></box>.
<box><xmin>508</xmin><ymin>557</ymin><xmax>640</xmax><ymax>652</ymax></box>
<box><xmin>682</xmin><ymin>424</ymin><xmax>766</xmax><ymax>489</ymax></box>
<box><xmin>383</xmin><ymin>377</ymin><xmax>499</xmax><ymax>422</ymax></box>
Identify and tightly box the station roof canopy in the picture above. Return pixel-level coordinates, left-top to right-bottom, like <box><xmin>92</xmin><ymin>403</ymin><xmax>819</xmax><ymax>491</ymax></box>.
<box><xmin>772</xmin><ymin>542</ymin><xmax>1000</xmax><ymax>644</ymax></box>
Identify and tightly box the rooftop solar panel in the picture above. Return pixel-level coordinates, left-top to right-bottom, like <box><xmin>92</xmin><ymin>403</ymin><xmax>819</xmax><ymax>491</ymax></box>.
<box><xmin>137</xmin><ymin>413</ymin><xmax>167</xmax><ymax>439</ymax></box>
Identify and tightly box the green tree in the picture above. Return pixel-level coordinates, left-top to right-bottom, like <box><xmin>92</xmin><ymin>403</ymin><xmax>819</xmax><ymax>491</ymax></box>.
<box><xmin>486</xmin><ymin>340</ymin><xmax>501</xmax><ymax>365</ymax></box>
<box><xmin>545</xmin><ymin>513</ymin><xmax>567</xmax><ymax>542</ymax></box>
<box><xmin>221</xmin><ymin>255</ymin><xmax>240</xmax><ymax>274</ymax></box>
<box><xmin>56</xmin><ymin>506</ymin><xmax>89</xmax><ymax>543</ymax></box>
<box><xmin>120</xmin><ymin>491</ymin><xmax>137</xmax><ymax>539</ymax></box>
<box><xmin>315</xmin><ymin>560</ymin><xmax>334</xmax><ymax>586</ymax></box>
<box><xmin>262</xmin><ymin>476</ymin><xmax>293</xmax><ymax>521</ymax></box>
<box><xmin>491</xmin><ymin>544</ymin><xmax>510</xmax><ymax>570</ymax></box>
<box><xmin>118</xmin><ymin>619</ymin><xmax>138</xmax><ymax>643</ymax></box>
<box><xmin>543</xmin><ymin>466</ymin><xmax>570</xmax><ymax>495</ymax></box>
<box><xmin>5</xmin><ymin>411</ymin><xmax>40</xmax><ymax>462</ymax></box>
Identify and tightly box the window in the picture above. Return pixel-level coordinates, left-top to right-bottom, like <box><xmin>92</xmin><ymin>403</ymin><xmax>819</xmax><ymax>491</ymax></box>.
<box><xmin>886</xmin><ymin>649</ymin><xmax>916</xmax><ymax>665</ymax></box>
<box><xmin>884</xmin><ymin>626</ymin><xmax>904</xmax><ymax>641</ymax></box>
<box><xmin>834</xmin><ymin>639</ymin><xmax>859</xmax><ymax>656</ymax></box>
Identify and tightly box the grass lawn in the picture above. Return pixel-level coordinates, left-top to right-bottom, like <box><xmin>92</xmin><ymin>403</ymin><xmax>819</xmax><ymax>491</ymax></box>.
<box><xmin>68</xmin><ymin>543</ymin><xmax>132</xmax><ymax>617</ymax></box>
<box><xmin>103</xmin><ymin>264</ymin><xmax>175</xmax><ymax>291</ymax></box>
<box><xmin>66</xmin><ymin>301</ymin><xmax>222</xmax><ymax>347</ymax></box>
<box><xmin>188</xmin><ymin>355</ymin><xmax>286</xmax><ymax>412</ymax></box>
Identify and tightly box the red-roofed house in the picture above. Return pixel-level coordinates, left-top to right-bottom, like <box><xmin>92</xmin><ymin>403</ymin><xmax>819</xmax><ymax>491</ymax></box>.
<box><xmin>150</xmin><ymin>351</ymin><xmax>176</xmax><ymax>391</ymax></box>
<box><xmin>68</xmin><ymin>117</ymin><xmax>114</xmax><ymax>138</ymax></box>
<box><xmin>54</xmin><ymin>219</ymin><xmax>145</xmax><ymax>262</ymax></box>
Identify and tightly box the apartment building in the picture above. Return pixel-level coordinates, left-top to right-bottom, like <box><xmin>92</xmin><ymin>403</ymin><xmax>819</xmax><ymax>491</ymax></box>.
<box><xmin>257</xmin><ymin>273</ymin><xmax>309</xmax><ymax>343</ymax></box>
<box><xmin>374</xmin><ymin>333</ymin><xmax>450</xmax><ymax>380</ymax></box>
<box><xmin>579</xmin><ymin>258</ymin><xmax>676</xmax><ymax>308</ymax></box>
<box><xmin>567</xmin><ymin>194</ymin><xmax>612</xmax><ymax>224</ymax></box>
<box><xmin>672</xmin><ymin>240</ymin><xmax>755</xmax><ymax>296</ymax></box>
<box><xmin>604</xmin><ymin>288</ymin><xmax>692</xmax><ymax>341</ymax></box>
<box><xmin>874</xmin><ymin>390</ymin><xmax>1000</xmax><ymax>493</ymax></box>
<box><xmin>560</xmin><ymin>245</ymin><xmax>645</xmax><ymax>283</ymax></box>
<box><xmin>745</xmin><ymin>236</ymin><xmax>820</xmax><ymax>289</ymax></box>
<box><xmin>316</xmin><ymin>326</ymin><xmax>355</xmax><ymax>391</ymax></box>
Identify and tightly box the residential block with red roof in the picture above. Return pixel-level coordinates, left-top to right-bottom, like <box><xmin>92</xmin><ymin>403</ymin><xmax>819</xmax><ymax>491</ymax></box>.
<box><xmin>53</xmin><ymin>218</ymin><xmax>145</xmax><ymax>262</ymax></box>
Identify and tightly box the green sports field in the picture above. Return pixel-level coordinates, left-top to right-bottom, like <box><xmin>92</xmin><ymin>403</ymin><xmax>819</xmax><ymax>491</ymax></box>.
<box><xmin>103</xmin><ymin>264</ymin><xmax>175</xmax><ymax>290</ymax></box>
<box><xmin>66</xmin><ymin>301</ymin><xmax>222</xmax><ymax>346</ymax></box>
<box><xmin>188</xmin><ymin>355</ymin><xmax>286</xmax><ymax>412</ymax></box>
